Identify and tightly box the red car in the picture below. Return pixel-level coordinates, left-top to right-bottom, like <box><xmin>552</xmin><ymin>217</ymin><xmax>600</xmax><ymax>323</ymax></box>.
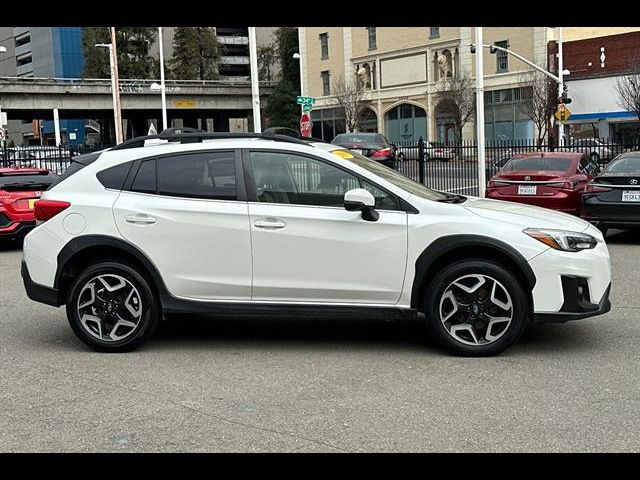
<box><xmin>486</xmin><ymin>152</ymin><xmax>599</xmax><ymax>214</ymax></box>
<box><xmin>0</xmin><ymin>167</ymin><xmax>58</xmax><ymax>241</ymax></box>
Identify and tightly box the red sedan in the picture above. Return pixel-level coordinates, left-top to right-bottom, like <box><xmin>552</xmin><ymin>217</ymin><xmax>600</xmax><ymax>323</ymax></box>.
<box><xmin>486</xmin><ymin>152</ymin><xmax>599</xmax><ymax>214</ymax></box>
<box><xmin>0</xmin><ymin>167</ymin><xmax>58</xmax><ymax>241</ymax></box>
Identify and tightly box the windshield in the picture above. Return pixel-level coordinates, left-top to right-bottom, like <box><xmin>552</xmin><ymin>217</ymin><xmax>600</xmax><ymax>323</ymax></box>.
<box><xmin>604</xmin><ymin>156</ymin><xmax>640</xmax><ymax>174</ymax></box>
<box><xmin>335</xmin><ymin>150</ymin><xmax>449</xmax><ymax>201</ymax></box>
<box><xmin>333</xmin><ymin>133</ymin><xmax>386</xmax><ymax>145</ymax></box>
<box><xmin>502</xmin><ymin>157</ymin><xmax>573</xmax><ymax>172</ymax></box>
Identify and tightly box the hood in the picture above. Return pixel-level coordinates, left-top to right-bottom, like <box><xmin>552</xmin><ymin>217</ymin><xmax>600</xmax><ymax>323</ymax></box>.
<box><xmin>463</xmin><ymin>196</ymin><xmax>590</xmax><ymax>232</ymax></box>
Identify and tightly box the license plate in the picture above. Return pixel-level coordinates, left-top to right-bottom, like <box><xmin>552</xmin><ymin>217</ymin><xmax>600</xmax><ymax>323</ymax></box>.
<box><xmin>28</xmin><ymin>199</ymin><xmax>37</xmax><ymax>209</ymax></box>
<box><xmin>518</xmin><ymin>185</ymin><xmax>537</xmax><ymax>195</ymax></box>
<box><xmin>622</xmin><ymin>190</ymin><xmax>640</xmax><ymax>202</ymax></box>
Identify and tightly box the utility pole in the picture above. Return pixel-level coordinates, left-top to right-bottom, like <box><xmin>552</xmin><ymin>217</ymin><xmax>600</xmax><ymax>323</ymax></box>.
<box><xmin>248</xmin><ymin>27</ymin><xmax>262</xmax><ymax>133</ymax></box>
<box><xmin>53</xmin><ymin>108</ymin><xmax>61</xmax><ymax>146</ymax></box>
<box><xmin>475</xmin><ymin>27</ymin><xmax>487</xmax><ymax>198</ymax></box>
<box><xmin>110</xmin><ymin>27</ymin><xmax>124</xmax><ymax>144</ymax></box>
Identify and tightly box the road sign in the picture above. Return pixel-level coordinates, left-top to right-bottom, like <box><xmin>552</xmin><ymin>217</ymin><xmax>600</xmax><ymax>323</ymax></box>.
<box><xmin>302</xmin><ymin>104</ymin><xmax>313</xmax><ymax>112</ymax></box>
<box><xmin>300</xmin><ymin>112</ymin><xmax>312</xmax><ymax>138</ymax></box>
<box><xmin>297</xmin><ymin>96</ymin><xmax>316</xmax><ymax>106</ymax></box>
<box><xmin>554</xmin><ymin>104</ymin><xmax>571</xmax><ymax>123</ymax></box>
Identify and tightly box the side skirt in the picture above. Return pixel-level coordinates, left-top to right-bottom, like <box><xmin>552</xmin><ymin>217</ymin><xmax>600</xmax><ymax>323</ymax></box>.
<box><xmin>160</xmin><ymin>295</ymin><xmax>417</xmax><ymax>321</ymax></box>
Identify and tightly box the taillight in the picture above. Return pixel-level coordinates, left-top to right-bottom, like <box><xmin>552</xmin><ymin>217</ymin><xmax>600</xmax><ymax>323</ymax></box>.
<box><xmin>33</xmin><ymin>200</ymin><xmax>70</xmax><ymax>222</ymax></box>
<box><xmin>372</xmin><ymin>148</ymin><xmax>392</xmax><ymax>158</ymax></box>
<box><xmin>547</xmin><ymin>181</ymin><xmax>574</xmax><ymax>189</ymax></box>
<box><xmin>487</xmin><ymin>180</ymin><xmax>509</xmax><ymax>187</ymax></box>
<box><xmin>584</xmin><ymin>184</ymin><xmax>613</xmax><ymax>194</ymax></box>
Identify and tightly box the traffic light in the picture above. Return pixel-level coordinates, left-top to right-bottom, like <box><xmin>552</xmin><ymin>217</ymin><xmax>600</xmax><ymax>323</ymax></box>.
<box><xmin>470</xmin><ymin>44</ymin><xmax>476</xmax><ymax>54</ymax></box>
<box><xmin>489</xmin><ymin>44</ymin><xmax>497</xmax><ymax>54</ymax></box>
<box><xmin>558</xmin><ymin>84</ymin><xmax>572</xmax><ymax>104</ymax></box>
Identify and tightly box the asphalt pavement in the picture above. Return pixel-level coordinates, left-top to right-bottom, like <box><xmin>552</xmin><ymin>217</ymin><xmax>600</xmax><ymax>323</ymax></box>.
<box><xmin>1</xmin><ymin>230</ymin><xmax>639</xmax><ymax>452</ymax></box>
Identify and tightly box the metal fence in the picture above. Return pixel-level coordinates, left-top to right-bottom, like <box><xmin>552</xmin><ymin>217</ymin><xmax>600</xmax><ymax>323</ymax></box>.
<box><xmin>395</xmin><ymin>137</ymin><xmax>640</xmax><ymax>197</ymax></box>
<box><xmin>0</xmin><ymin>144</ymin><xmax>111</xmax><ymax>175</ymax></box>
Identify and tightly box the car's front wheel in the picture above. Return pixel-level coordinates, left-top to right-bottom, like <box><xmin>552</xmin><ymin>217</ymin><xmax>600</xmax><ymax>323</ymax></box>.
<box><xmin>424</xmin><ymin>259</ymin><xmax>529</xmax><ymax>356</ymax></box>
<box><xmin>66</xmin><ymin>262</ymin><xmax>160</xmax><ymax>352</ymax></box>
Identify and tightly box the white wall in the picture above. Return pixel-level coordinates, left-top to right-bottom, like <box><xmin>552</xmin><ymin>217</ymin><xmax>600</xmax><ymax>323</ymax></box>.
<box><xmin>567</xmin><ymin>76</ymin><xmax>624</xmax><ymax>115</ymax></box>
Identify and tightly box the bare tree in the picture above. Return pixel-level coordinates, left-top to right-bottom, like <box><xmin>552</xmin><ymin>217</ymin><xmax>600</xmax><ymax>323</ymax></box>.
<box><xmin>518</xmin><ymin>71</ymin><xmax>558</xmax><ymax>147</ymax></box>
<box><xmin>434</xmin><ymin>73</ymin><xmax>475</xmax><ymax>143</ymax></box>
<box><xmin>616</xmin><ymin>51</ymin><xmax>640</xmax><ymax>129</ymax></box>
<box><xmin>330</xmin><ymin>75</ymin><xmax>366</xmax><ymax>133</ymax></box>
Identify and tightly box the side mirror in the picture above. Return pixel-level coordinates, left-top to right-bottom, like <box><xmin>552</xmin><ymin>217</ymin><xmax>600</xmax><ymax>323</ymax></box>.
<box><xmin>344</xmin><ymin>188</ymin><xmax>379</xmax><ymax>222</ymax></box>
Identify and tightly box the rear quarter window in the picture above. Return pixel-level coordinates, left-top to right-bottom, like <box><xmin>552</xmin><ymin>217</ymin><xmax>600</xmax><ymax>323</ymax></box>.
<box><xmin>96</xmin><ymin>162</ymin><xmax>134</xmax><ymax>190</ymax></box>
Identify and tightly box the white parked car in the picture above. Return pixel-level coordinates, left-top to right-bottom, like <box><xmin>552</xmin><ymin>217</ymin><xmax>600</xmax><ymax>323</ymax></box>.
<box><xmin>22</xmin><ymin>131</ymin><xmax>612</xmax><ymax>356</ymax></box>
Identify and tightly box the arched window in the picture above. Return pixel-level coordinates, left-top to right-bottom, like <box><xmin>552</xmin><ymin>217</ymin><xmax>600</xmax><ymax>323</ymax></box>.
<box><xmin>384</xmin><ymin>104</ymin><xmax>427</xmax><ymax>144</ymax></box>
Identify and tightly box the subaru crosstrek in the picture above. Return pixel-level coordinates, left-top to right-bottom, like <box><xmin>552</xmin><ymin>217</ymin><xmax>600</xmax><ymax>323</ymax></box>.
<box><xmin>21</xmin><ymin>131</ymin><xmax>612</xmax><ymax>356</ymax></box>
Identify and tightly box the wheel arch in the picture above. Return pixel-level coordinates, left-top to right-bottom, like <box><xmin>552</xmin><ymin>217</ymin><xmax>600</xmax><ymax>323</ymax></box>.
<box><xmin>55</xmin><ymin>235</ymin><xmax>168</xmax><ymax>304</ymax></box>
<box><xmin>411</xmin><ymin>235</ymin><xmax>536</xmax><ymax>314</ymax></box>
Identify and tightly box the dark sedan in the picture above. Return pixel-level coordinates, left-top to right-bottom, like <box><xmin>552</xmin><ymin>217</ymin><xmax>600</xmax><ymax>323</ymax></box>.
<box><xmin>332</xmin><ymin>133</ymin><xmax>397</xmax><ymax>168</ymax></box>
<box><xmin>582</xmin><ymin>152</ymin><xmax>640</xmax><ymax>236</ymax></box>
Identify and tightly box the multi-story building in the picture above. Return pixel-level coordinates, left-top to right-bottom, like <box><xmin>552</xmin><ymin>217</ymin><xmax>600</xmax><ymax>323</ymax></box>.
<box><xmin>550</xmin><ymin>31</ymin><xmax>640</xmax><ymax>145</ymax></box>
<box><xmin>299</xmin><ymin>27</ymin><xmax>640</xmax><ymax>144</ymax></box>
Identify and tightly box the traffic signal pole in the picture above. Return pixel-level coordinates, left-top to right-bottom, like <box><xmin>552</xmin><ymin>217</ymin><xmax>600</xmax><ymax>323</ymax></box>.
<box><xmin>557</xmin><ymin>27</ymin><xmax>565</xmax><ymax>146</ymax></box>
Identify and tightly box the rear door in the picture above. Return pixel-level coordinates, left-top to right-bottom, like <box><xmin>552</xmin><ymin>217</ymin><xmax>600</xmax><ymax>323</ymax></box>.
<box><xmin>113</xmin><ymin>149</ymin><xmax>252</xmax><ymax>301</ymax></box>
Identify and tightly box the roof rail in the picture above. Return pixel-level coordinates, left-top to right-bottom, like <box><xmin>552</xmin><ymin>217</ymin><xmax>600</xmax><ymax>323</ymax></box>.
<box><xmin>110</xmin><ymin>130</ymin><xmax>313</xmax><ymax>150</ymax></box>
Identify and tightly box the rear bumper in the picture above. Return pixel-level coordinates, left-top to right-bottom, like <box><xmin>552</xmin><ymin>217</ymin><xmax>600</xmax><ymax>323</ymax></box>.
<box><xmin>0</xmin><ymin>221</ymin><xmax>36</xmax><ymax>238</ymax></box>
<box><xmin>534</xmin><ymin>280</ymin><xmax>611</xmax><ymax>323</ymax></box>
<box><xmin>21</xmin><ymin>259</ymin><xmax>62</xmax><ymax>307</ymax></box>
<box><xmin>581</xmin><ymin>203</ymin><xmax>640</xmax><ymax>228</ymax></box>
<box><xmin>486</xmin><ymin>191</ymin><xmax>579</xmax><ymax>213</ymax></box>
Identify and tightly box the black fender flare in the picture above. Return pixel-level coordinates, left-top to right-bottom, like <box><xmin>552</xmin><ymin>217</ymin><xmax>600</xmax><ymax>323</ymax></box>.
<box><xmin>410</xmin><ymin>234</ymin><xmax>537</xmax><ymax>309</ymax></box>
<box><xmin>55</xmin><ymin>235</ymin><xmax>169</xmax><ymax>296</ymax></box>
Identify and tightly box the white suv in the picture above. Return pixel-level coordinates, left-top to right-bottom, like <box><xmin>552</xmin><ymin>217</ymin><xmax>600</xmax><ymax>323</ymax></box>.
<box><xmin>21</xmin><ymin>131</ymin><xmax>612</xmax><ymax>356</ymax></box>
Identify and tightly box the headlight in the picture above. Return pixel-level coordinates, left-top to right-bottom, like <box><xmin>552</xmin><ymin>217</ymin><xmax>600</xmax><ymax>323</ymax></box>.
<box><xmin>523</xmin><ymin>228</ymin><xmax>597</xmax><ymax>252</ymax></box>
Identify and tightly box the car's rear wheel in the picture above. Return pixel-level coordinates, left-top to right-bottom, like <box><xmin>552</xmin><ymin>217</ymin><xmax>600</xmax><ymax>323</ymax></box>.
<box><xmin>66</xmin><ymin>261</ymin><xmax>160</xmax><ymax>352</ymax></box>
<box><xmin>424</xmin><ymin>259</ymin><xmax>528</xmax><ymax>356</ymax></box>
<box><xmin>590</xmin><ymin>152</ymin><xmax>600</xmax><ymax>163</ymax></box>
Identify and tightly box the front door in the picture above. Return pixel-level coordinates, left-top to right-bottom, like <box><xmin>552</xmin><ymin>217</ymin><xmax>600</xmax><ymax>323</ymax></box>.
<box><xmin>113</xmin><ymin>150</ymin><xmax>252</xmax><ymax>301</ymax></box>
<box><xmin>246</xmin><ymin>150</ymin><xmax>408</xmax><ymax>304</ymax></box>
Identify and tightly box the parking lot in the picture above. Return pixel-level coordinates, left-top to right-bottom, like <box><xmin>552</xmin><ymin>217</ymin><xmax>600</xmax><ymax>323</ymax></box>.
<box><xmin>1</xmin><ymin>230</ymin><xmax>639</xmax><ymax>452</ymax></box>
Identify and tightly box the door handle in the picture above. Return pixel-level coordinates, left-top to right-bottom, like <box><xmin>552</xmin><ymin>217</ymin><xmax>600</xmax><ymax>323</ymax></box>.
<box><xmin>253</xmin><ymin>218</ymin><xmax>286</xmax><ymax>230</ymax></box>
<box><xmin>125</xmin><ymin>214</ymin><xmax>157</xmax><ymax>225</ymax></box>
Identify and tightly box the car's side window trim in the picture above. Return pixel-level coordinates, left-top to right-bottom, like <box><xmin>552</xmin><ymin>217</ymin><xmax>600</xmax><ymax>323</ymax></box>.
<box><xmin>122</xmin><ymin>149</ymin><xmax>246</xmax><ymax>202</ymax></box>
<box><xmin>243</xmin><ymin>148</ymin><xmax>409</xmax><ymax>212</ymax></box>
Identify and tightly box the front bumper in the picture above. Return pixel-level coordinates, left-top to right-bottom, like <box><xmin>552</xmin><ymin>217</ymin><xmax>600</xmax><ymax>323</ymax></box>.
<box><xmin>533</xmin><ymin>278</ymin><xmax>611</xmax><ymax>323</ymax></box>
<box><xmin>21</xmin><ymin>259</ymin><xmax>62</xmax><ymax>307</ymax></box>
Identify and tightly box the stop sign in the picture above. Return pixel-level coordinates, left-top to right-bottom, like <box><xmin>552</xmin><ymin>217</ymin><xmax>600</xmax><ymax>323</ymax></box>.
<box><xmin>300</xmin><ymin>112</ymin><xmax>312</xmax><ymax>137</ymax></box>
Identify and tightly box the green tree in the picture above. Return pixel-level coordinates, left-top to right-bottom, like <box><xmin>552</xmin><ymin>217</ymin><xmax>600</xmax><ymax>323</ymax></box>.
<box><xmin>265</xmin><ymin>27</ymin><xmax>300</xmax><ymax>129</ymax></box>
<box><xmin>82</xmin><ymin>27</ymin><xmax>159</xmax><ymax>79</ymax></box>
<box><xmin>257</xmin><ymin>44</ymin><xmax>276</xmax><ymax>82</ymax></box>
<box><xmin>169</xmin><ymin>27</ymin><xmax>219</xmax><ymax>80</ymax></box>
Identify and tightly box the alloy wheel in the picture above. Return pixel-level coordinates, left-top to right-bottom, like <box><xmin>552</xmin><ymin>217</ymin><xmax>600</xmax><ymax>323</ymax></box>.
<box><xmin>439</xmin><ymin>274</ymin><xmax>513</xmax><ymax>346</ymax></box>
<box><xmin>76</xmin><ymin>274</ymin><xmax>143</xmax><ymax>342</ymax></box>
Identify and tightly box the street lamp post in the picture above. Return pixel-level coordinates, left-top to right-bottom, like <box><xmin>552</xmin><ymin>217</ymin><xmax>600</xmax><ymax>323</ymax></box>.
<box><xmin>293</xmin><ymin>52</ymin><xmax>304</xmax><ymax>115</ymax></box>
<box><xmin>248</xmin><ymin>27</ymin><xmax>261</xmax><ymax>133</ymax></box>
<box><xmin>96</xmin><ymin>28</ymin><xmax>123</xmax><ymax>144</ymax></box>
<box><xmin>158</xmin><ymin>26</ymin><xmax>168</xmax><ymax>131</ymax></box>
<box><xmin>475</xmin><ymin>27</ymin><xmax>487</xmax><ymax>198</ymax></box>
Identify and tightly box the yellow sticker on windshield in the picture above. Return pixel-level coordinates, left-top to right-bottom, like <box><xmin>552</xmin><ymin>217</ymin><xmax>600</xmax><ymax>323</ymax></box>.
<box><xmin>331</xmin><ymin>150</ymin><xmax>353</xmax><ymax>159</ymax></box>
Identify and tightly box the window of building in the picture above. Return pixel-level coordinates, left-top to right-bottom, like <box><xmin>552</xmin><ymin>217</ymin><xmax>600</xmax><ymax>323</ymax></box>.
<box><xmin>250</xmin><ymin>151</ymin><xmax>360</xmax><ymax>207</ymax></box>
<box><xmin>157</xmin><ymin>152</ymin><xmax>237</xmax><ymax>200</ymax></box>
<box><xmin>319</xmin><ymin>32</ymin><xmax>329</xmax><ymax>59</ymax></box>
<box><xmin>367</xmin><ymin>27</ymin><xmax>377</xmax><ymax>50</ymax></box>
<box><xmin>321</xmin><ymin>70</ymin><xmax>331</xmax><ymax>96</ymax></box>
<box><xmin>430</xmin><ymin>27</ymin><xmax>440</xmax><ymax>39</ymax></box>
<box><xmin>495</xmin><ymin>40</ymin><xmax>509</xmax><ymax>73</ymax></box>
<box><xmin>483</xmin><ymin>87</ymin><xmax>534</xmax><ymax>142</ymax></box>
<box><xmin>311</xmin><ymin>107</ymin><xmax>346</xmax><ymax>141</ymax></box>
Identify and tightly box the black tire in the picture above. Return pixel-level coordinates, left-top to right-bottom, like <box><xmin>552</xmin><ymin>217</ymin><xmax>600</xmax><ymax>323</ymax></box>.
<box><xmin>66</xmin><ymin>261</ymin><xmax>160</xmax><ymax>352</ymax></box>
<box><xmin>397</xmin><ymin>152</ymin><xmax>405</xmax><ymax>163</ymax></box>
<box><xmin>590</xmin><ymin>152</ymin><xmax>600</xmax><ymax>163</ymax></box>
<box><xmin>424</xmin><ymin>259</ymin><xmax>529</xmax><ymax>356</ymax></box>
